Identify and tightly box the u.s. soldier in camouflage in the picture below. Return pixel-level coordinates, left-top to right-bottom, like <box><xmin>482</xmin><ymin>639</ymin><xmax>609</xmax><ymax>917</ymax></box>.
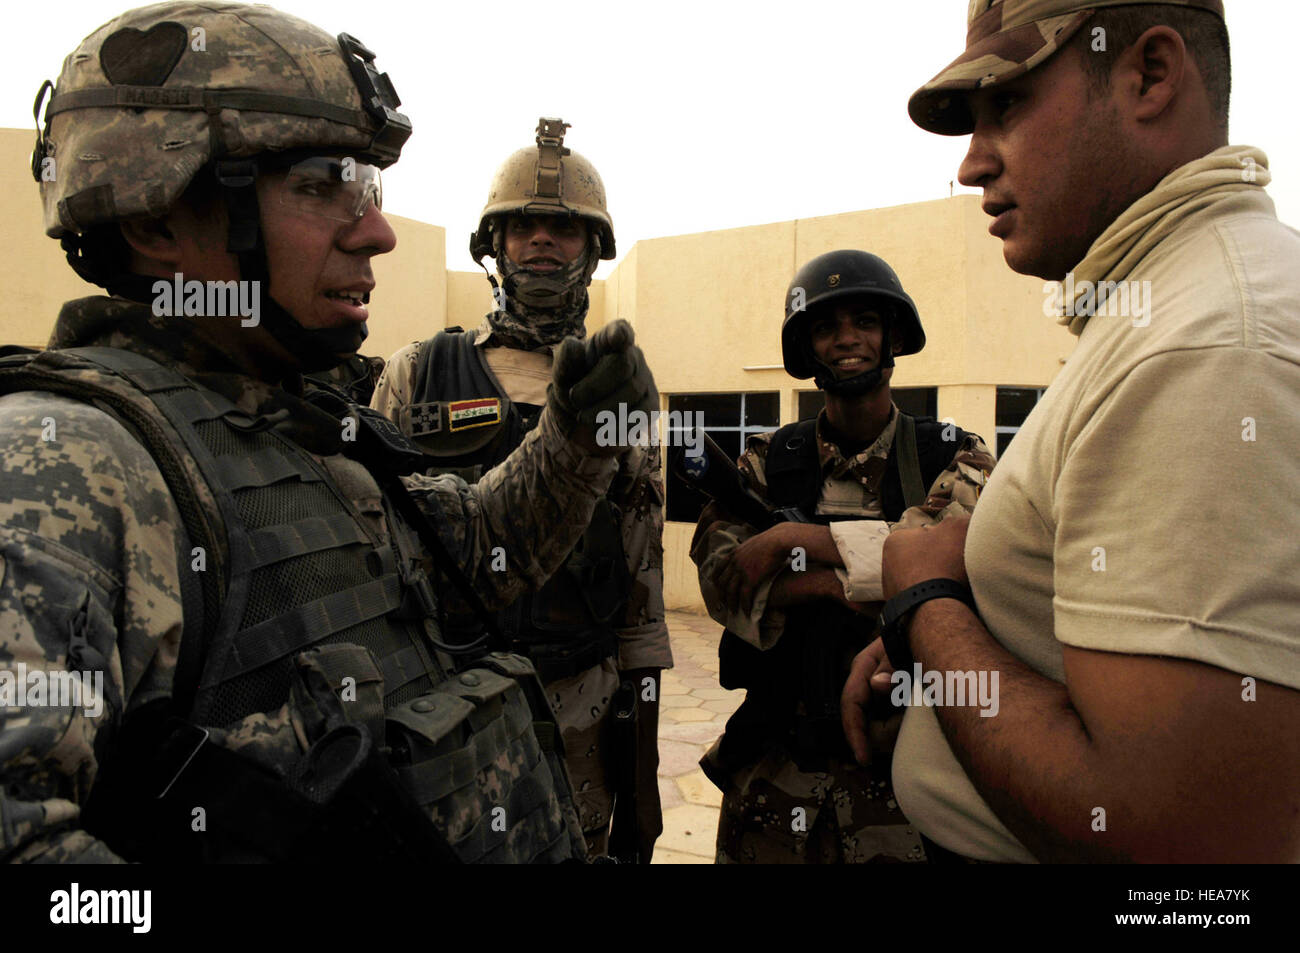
<box><xmin>0</xmin><ymin>1</ymin><xmax>658</xmax><ymax>864</ymax></box>
<box><xmin>690</xmin><ymin>250</ymin><xmax>994</xmax><ymax>864</ymax></box>
<box><xmin>371</xmin><ymin>120</ymin><xmax>670</xmax><ymax>862</ymax></box>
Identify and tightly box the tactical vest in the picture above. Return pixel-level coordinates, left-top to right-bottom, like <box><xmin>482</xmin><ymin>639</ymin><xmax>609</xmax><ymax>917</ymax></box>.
<box><xmin>0</xmin><ymin>345</ymin><xmax>584</xmax><ymax>864</ymax></box>
<box><xmin>399</xmin><ymin>329</ymin><xmax>629</xmax><ymax>683</ymax></box>
<box><xmin>712</xmin><ymin>414</ymin><xmax>968</xmax><ymax>770</ymax></box>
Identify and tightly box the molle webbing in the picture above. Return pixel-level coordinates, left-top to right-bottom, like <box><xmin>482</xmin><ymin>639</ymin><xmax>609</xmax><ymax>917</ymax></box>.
<box><xmin>47</xmin><ymin>86</ymin><xmax>374</xmax><ymax>134</ymax></box>
<box><xmin>0</xmin><ymin>343</ymin><xmax>585</xmax><ymax>862</ymax></box>
<box><xmin>31</xmin><ymin>346</ymin><xmax>443</xmax><ymax>726</ymax></box>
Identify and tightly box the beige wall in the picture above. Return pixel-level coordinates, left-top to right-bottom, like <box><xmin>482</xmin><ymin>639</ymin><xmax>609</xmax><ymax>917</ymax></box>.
<box><xmin>3</xmin><ymin>130</ymin><xmax>103</xmax><ymax>347</ymax></box>
<box><xmin>601</xmin><ymin>195</ymin><xmax>1072</xmax><ymax>447</ymax></box>
<box><xmin>365</xmin><ymin>214</ymin><xmax>446</xmax><ymax>361</ymax></box>
<box><xmin>3</xmin><ymin>126</ymin><xmax>1076</xmax><ymax>614</ymax></box>
<box><xmin>596</xmin><ymin>196</ymin><xmax>1076</xmax><ymax>611</ymax></box>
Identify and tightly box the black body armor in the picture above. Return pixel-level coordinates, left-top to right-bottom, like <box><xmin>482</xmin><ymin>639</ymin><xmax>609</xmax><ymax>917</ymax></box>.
<box><xmin>402</xmin><ymin>329</ymin><xmax>630</xmax><ymax>682</ymax></box>
<box><xmin>711</xmin><ymin>414</ymin><xmax>968</xmax><ymax>773</ymax></box>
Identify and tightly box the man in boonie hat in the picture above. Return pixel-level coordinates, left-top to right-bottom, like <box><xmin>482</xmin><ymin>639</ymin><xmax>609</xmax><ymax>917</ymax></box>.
<box><xmin>841</xmin><ymin>1</ymin><xmax>1300</xmax><ymax>863</ymax></box>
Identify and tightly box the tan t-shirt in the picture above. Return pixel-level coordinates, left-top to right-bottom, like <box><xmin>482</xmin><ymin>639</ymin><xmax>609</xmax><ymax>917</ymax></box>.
<box><xmin>892</xmin><ymin>148</ymin><xmax>1300</xmax><ymax>863</ymax></box>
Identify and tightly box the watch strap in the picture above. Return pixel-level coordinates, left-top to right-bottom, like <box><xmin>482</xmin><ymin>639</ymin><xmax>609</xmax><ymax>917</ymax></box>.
<box><xmin>878</xmin><ymin>578</ymin><xmax>976</xmax><ymax>671</ymax></box>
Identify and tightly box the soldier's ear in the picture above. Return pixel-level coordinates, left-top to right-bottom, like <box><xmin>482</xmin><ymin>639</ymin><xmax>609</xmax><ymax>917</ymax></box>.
<box><xmin>118</xmin><ymin>216</ymin><xmax>182</xmax><ymax>266</ymax></box>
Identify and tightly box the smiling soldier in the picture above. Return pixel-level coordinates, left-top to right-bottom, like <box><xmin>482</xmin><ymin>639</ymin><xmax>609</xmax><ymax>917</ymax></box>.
<box><xmin>690</xmin><ymin>250</ymin><xmax>994</xmax><ymax>864</ymax></box>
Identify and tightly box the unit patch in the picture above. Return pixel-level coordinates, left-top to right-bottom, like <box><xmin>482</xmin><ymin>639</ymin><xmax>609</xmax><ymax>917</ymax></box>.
<box><xmin>448</xmin><ymin>397</ymin><xmax>502</xmax><ymax>431</ymax></box>
<box><xmin>404</xmin><ymin>401</ymin><xmax>443</xmax><ymax>438</ymax></box>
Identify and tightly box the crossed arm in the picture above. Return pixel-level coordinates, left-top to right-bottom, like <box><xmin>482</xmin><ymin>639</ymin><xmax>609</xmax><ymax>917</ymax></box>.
<box><xmin>842</xmin><ymin>515</ymin><xmax>1300</xmax><ymax>863</ymax></box>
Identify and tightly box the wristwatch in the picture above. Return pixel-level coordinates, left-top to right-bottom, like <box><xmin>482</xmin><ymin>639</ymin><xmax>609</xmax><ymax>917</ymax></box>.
<box><xmin>878</xmin><ymin>578</ymin><xmax>977</xmax><ymax>672</ymax></box>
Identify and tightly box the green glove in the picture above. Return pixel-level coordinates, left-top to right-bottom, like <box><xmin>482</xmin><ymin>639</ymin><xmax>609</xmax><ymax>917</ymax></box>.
<box><xmin>548</xmin><ymin>319</ymin><xmax>659</xmax><ymax>454</ymax></box>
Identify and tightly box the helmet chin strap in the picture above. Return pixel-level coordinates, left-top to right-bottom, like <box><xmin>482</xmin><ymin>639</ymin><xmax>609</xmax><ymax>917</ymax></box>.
<box><xmin>812</xmin><ymin>323</ymin><xmax>895</xmax><ymax>397</ymax></box>
<box><xmin>217</xmin><ymin>159</ymin><xmax>368</xmax><ymax>374</ymax></box>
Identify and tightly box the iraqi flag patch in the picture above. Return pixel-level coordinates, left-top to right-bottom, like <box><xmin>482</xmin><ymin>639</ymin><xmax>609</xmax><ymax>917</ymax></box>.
<box><xmin>447</xmin><ymin>397</ymin><xmax>502</xmax><ymax>431</ymax></box>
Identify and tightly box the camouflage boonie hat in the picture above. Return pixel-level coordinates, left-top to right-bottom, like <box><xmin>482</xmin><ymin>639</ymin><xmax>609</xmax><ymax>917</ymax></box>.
<box><xmin>908</xmin><ymin>0</ymin><xmax>1226</xmax><ymax>135</ymax></box>
<box><xmin>33</xmin><ymin>1</ymin><xmax>411</xmax><ymax>237</ymax></box>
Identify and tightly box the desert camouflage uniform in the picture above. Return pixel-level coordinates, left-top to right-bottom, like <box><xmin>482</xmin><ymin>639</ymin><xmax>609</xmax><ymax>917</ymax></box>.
<box><xmin>691</xmin><ymin>407</ymin><xmax>994</xmax><ymax>863</ymax></box>
<box><xmin>0</xmin><ymin>296</ymin><xmax>617</xmax><ymax>863</ymax></box>
<box><xmin>372</xmin><ymin>323</ymin><xmax>671</xmax><ymax>857</ymax></box>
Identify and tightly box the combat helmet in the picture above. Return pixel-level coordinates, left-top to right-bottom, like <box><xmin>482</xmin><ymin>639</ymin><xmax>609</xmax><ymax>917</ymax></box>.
<box><xmin>469</xmin><ymin>117</ymin><xmax>615</xmax><ymax>264</ymax></box>
<box><xmin>32</xmin><ymin>1</ymin><xmax>411</xmax><ymax>370</ymax></box>
<box><xmin>782</xmin><ymin>249</ymin><xmax>925</xmax><ymax>397</ymax></box>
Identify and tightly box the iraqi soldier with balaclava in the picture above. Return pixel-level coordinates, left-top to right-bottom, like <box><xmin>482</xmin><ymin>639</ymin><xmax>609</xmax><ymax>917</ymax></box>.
<box><xmin>372</xmin><ymin>120</ymin><xmax>670</xmax><ymax>862</ymax></box>
<box><xmin>689</xmin><ymin>249</ymin><xmax>995</xmax><ymax>863</ymax></box>
<box><xmin>0</xmin><ymin>1</ymin><xmax>659</xmax><ymax>863</ymax></box>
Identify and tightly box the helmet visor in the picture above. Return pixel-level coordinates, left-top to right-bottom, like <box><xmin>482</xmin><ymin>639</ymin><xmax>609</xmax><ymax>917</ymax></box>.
<box><xmin>277</xmin><ymin>156</ymin><xmax>382</xmax><ymax>224</ymax></box>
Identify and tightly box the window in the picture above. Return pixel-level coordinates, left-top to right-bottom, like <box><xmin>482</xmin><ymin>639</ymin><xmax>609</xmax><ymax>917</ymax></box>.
<box><xmin>797</xmin><ymin>390</ymin><xmax>823</xmax><ymax>421</ymax></box>
<box><xmin>798</xmin><ymin>386</ymin><xmax>938</xmax><ymax>421</ymax></box>
<box><xmin>665</xmin><ymin>392</ymin><xmax>780</xmax><ymax>523</ymax></box>
<box><xmin>996</xmin><ymin>387</ymin><xmax>1046</xmax><ymax>457</ymax></box>
<box><xmin>895</xmin><ymin>387</ymin><xmax>938</xmax><ymax>420</ymax></box>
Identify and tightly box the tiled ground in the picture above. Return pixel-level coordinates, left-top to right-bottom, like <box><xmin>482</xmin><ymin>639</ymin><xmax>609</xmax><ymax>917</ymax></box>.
<box><xmin>651</xmin><ymin>609</ymin><xmax>740</xmax><ymax>865</ymax></box>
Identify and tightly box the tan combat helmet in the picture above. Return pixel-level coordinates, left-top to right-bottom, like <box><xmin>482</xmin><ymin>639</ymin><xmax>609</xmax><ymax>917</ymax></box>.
<box><xmin>33</xmin><ymin>0</ymin><xmax>411</xmax><ymax>238</ymax></box>
<box><xmin>469</xmin><ymin>118</ymin><xmax>616</xmax><ymax>266</ymax></box>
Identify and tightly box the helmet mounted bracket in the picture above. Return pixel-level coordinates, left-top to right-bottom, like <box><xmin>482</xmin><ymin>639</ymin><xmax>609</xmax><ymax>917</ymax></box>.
<box><xmin>337</xmin><ymin>32</ymin><xmax>411</xmax><ymax>166</ymax></box>
<box><xmin>534</xmin><ymin>117</ymin><xmax>570</xmax><ymax>201</ymax></box>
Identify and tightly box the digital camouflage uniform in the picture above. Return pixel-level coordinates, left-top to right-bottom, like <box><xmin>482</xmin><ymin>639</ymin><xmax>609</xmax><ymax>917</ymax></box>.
<box><xmin>373</xmin><ymin>322</ymin><xmax>672</xmax><ymax>860</ymax></box>
<box><xmin>0</xmin><ymin>297</ymin><xmax>625</xmax><ymax>861</ymax></box>
<box><xmin>691</xmin><ymin>408</ymin><xmax>994</xmax><ymax>863</ymax></box>
<box><xmin>309</xmin><ymin>353</ymin><xmax>387</xmax><ymax>406</ymax></box>
<box><xmin>0</xmin><ymin>2</ymin><xmax>664</xmax><ymax>864</ymax></box>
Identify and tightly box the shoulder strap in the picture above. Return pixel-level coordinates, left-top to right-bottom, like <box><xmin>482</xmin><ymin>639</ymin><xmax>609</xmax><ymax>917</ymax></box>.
<box><xmin>0</xmin><ymin>346</ymin><xmax>224</xmax><ymax>714</ymax></box>
<box><xmin>416</xmin><ymin>329</ymin><xmax>492</xmax><ymax>404</ymax></box>
<box><xmin>763</xmin><ymin>419</ymin><xmax>822</xmax><ymax>520</ymax></box>
<box><xmin>894</xmin><ymin>413</ymin><xmax>927</xmax><ymax>510</ymax></box>
<box><xmin>911</xmin><ymin>416</ymin><xmax>972</xmax><ymax>489</ymax></box>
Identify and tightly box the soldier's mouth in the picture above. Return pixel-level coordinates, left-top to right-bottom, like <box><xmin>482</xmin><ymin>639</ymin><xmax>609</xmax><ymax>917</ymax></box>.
<box><xmin>523</xmin><ymin>258</ymin><xmax>563</xmax><ymax>272</ymax></box>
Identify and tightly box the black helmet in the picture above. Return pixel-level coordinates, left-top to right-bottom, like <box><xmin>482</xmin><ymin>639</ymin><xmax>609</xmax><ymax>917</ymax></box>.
<box><xmin>781</xmin><ymin>250</ymin><xmax>925</xmax><ymax>396</ymax></box>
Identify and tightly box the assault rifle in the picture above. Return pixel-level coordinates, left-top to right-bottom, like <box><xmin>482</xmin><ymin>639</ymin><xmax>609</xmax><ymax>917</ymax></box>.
<box><xmin>667</xmin><ymin>428</ymin><xmax>811</xmax><ymax>528</ymax></box>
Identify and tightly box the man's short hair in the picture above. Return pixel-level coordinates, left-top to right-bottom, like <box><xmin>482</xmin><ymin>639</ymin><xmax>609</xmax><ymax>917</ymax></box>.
<box><xmin>1071</xmin><ymin>5</ymin><xmax>1231</xmax><ymax>131</ymax></box>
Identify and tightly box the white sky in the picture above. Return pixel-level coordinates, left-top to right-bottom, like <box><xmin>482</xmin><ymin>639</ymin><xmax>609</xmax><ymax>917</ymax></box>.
<box><xmin>4</xmin><ymin>0</ymin><xmax>1295</xmax><ymax>279</ymax></box>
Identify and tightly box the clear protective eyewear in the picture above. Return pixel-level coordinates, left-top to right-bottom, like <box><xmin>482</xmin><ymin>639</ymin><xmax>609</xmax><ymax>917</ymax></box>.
<box><xmin>277</xmin><ymin>156</ymin><xmax>383</xmax><ymax>224</ymax></box>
